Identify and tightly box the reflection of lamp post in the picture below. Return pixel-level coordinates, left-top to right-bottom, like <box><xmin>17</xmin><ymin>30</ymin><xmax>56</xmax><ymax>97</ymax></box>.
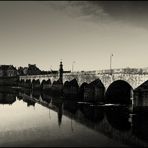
<box><xmin>71</xmin><ymin>115</ymin><xmax>74</xmax><ymax>132</ymax></box>
<box><xmin>49</xmin><ymin>109</ymin><xmax>51</xmax><ymax>120</ymax></box>
<box><xmin>72</xmin><ymin>61</ymin><xmax>76</xmax><ymax>72</ymax></box>
<box><xmin>110</xmin><ymin>54</ymin><xmax>113</xmax><ymax>75</ymax></box>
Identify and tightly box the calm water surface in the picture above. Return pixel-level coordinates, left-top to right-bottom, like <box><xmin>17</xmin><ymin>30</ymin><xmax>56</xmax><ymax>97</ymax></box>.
<box><xmin>0</xmin><ymin>100</ymin><xmax>124</xmax><ymax>147</ymax></box>
<box><xmin>0</xmin><ymin>89</ymin><xmax>147</xmax><ymax>147</ymax></box>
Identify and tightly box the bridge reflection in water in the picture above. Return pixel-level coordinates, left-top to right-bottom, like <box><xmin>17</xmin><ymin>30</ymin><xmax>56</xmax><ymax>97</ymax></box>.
<box><xmin>19</xmin><ymin>88</ymin><xmax>148</xmax><ymax>147</ymax></box>
<box><xmin>0</xmin><ymin>88</ymin><xmax>148</xmax><ymax>147</ymax></box>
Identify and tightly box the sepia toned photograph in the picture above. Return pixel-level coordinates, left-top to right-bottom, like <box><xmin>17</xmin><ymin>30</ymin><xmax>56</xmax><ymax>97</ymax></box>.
<box><xmin>0</xmin><ymin>0</ymin><xmax>148</xmax><ymax>147</ymax></box>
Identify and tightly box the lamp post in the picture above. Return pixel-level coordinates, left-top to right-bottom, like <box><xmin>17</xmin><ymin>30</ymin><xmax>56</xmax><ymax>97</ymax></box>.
<box><xmin>110</xmin><ymin>54</ymin><xmax>113</xmax><ymax>75</ymax></box>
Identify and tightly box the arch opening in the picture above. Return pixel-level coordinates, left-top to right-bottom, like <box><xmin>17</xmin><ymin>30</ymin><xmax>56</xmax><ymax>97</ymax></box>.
<box><xmin>105</xmin><ymin>80</ymin><xmax>133</xmax><ymax>105</ymax></box>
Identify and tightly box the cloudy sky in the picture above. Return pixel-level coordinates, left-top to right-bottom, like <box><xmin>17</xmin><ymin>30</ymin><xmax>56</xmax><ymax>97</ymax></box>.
<box><xmin>0</xmin><ymin>1</ymin><xmax>148</xmax><ymax>71</ymax></box>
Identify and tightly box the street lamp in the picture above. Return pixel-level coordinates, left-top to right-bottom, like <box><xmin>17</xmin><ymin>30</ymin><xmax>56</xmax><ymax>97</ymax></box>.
<box><xmin>110</xmin><ymin>53</ymin><xmax>113</xmax><ymax>75</ymax></box>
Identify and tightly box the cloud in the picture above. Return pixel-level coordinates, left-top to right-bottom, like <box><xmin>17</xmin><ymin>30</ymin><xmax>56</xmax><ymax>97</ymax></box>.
<box><xmin>50</xmin><ymin>1</ymin><xmax>148</xmax><ymax>29</ymax></box>
<box><xmin>89</xmin><ymin>1</ymin><xmax>148</xmax><ymax>29</ymax></box>
<box><xmin>36</xmin><ymin>1</ymin><xmax>148</xmax><ymax>29</ymax></box>
<box><xmin>41</xmin><ymin>1</ymin><xmax>110</xmax><ymax>23</ymax></box>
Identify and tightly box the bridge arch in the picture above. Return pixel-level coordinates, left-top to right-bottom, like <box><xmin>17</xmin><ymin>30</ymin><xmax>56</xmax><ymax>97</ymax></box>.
<box><xmin>105</xmin><ymin>80</ymin><xmax>133</xmax><ymax>104</ymax></box>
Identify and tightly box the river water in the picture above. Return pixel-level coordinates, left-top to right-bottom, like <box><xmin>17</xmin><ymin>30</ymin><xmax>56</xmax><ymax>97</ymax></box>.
<box><xmin>0</xmin><ymin>88</ymin><xmax>147</xmax><ymax>147</ymax></box>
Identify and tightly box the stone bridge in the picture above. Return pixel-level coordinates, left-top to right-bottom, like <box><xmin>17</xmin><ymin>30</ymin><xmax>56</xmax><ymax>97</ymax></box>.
<box><xmin>19</xmin><ymin>72</ymin><xmax>148</xmax><ymax>90</ymax></box>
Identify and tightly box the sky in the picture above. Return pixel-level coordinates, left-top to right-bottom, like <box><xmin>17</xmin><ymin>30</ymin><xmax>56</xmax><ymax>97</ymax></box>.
<box><xmin>0</xmin><ymin>1</ymin><xmax>148</xmax><ymax>71</ymax></box>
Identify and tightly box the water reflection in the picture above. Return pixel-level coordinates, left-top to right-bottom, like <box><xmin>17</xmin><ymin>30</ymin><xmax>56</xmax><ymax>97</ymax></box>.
<box><xmin>32</xmin><ymin>90</ymin><xmax>41</xmax><ymax>99</ymax></box>
<box><xmin>106</xmin><ymin>106</ymin><xmax>131</xmax><ymax>131</ymax></box>
<box><xmin>1</xmin><ymin>88</ymin><xmax>148</xmax><ymax>147</ymax></box>
<box><xmin>132</xmin><ymin>107</ymin><xmax>148</xmax><ymax>141</ymax></box>
<box><xmin>41</xmin><ymin>92</ymin><xmax>52</xmax><ymax>103</ymax></box>
<box><xmin>20</xmin><ymin>88</ymin><xmax>32</xmax><ymax>97</ymax></box>
<box><xmin>57</xmin><ymin>103</ymin><xmax>63</xmax><ymax>127</ymax></box>
<box><xmin>23</xmin><ymin>97</ymin><xmax>35</xmax><ymax>107</ymax></box>
<box><xmin>80</xmin><ymin>104</ymin><xmax>104</xmax><ymax>123</ymax></box>
<box><xmin>64</xmin><ymin>101</ymin><xmax>78</xmax><ymax>114</ymax></box>
<box><xmin>0</xmin><ymin>92</ymin><xmax>16</xmax><ymax>104</ymax></box>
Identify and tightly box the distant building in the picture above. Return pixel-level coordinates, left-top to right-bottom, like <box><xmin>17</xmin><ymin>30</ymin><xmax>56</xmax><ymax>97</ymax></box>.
<box><xmin>27</xmin><ymin>64</ymin><xmax>41</xmax><ymax>75</ymax></box>
<box><xmin>23</xmin><ymin>67</ymin><xmax>28</xmax><ymax>75</ymax></box>
<box><xmin>17</xmin><ymin>66</ymin><xmax>29</xmax><ymax>76</ymax></box>
<box><xmin>18</xmin><ymin>64</ymin><xmax>41</xmax><ymax>76</ymax></box>
<box><xmin>0</xmin><ymin>65</ymin><xmax>18</xmax><ymax>77</ymax></box>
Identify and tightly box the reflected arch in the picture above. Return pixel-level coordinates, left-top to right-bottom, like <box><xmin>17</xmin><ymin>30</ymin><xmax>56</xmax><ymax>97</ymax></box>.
<box><xmin>105</xmin><ymin>80</ymin><xmax>133</xmax><ymax>104</ymax></box>
<box><xmin>106</xmin><ymin>106</ymin><xmax>131</xmax><ymax>131</ymax></box>
<box><xmin>80</xmin><ymin>104</ymin><xmax>104</xmax><ymax>123</ymax></box>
